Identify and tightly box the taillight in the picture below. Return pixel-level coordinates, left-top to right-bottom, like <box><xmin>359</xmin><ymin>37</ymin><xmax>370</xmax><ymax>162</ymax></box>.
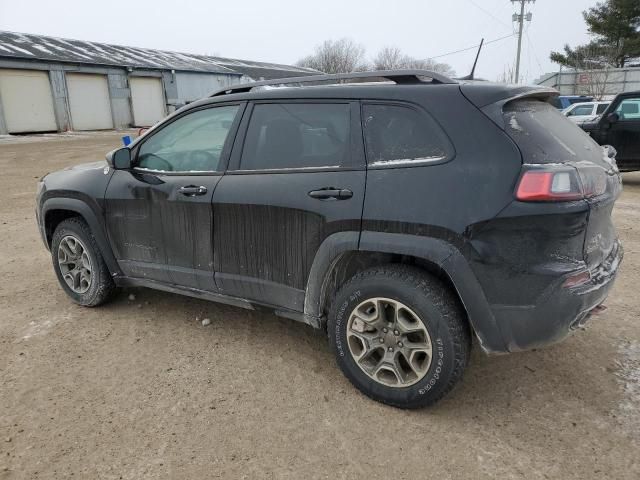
<box><xmin>516</xmin><ymin>164</ymin><xmax>607</xmax><ymax>202</ymax></box>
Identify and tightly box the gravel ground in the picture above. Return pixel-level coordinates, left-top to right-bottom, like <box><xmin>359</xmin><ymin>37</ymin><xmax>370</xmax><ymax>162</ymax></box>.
<box><xmin>0</xmin><ymin>132</ymin><xmax>638</xmax><ymax>479</ymax></box>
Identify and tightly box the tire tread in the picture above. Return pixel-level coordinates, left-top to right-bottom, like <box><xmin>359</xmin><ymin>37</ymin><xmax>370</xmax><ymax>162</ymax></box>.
<box><xmin>329</xmin><ymin>264</ymin><xmax>471</xmax><ymax>408</ymax></box>
<box><xmin>52</xmin><ymin>217</ymin><xmax>116</xmax><ymax>307</ymax></box>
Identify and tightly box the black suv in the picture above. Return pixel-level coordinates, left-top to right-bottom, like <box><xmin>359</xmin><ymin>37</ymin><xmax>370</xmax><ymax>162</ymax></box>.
<box><xmin>36</xmin><ymin>70</ymin><xmax>623</xmax><ymax>408</ymax></box>
<box><xmin>580</xmin><ymin>90</ymin><xmax>640</xmax><ymax>172</ymax></box>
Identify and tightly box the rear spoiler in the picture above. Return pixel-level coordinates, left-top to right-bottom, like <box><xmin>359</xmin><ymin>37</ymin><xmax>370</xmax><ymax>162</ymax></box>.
<box><xmin>460</xmin><ymin>83</ymin><xmax>558</xmax><ymax>130</ymax></box>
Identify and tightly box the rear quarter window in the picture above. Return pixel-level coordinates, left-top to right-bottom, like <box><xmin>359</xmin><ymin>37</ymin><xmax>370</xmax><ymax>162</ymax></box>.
<box><xmin>503</xmin><ymin>99</ymin><xmax>604</xmax><ymax>165</ymax></box>
<box><xmin>362</xmin><ymin>104</ymin><xmax>453</xmax><ymax>167</ymax></box>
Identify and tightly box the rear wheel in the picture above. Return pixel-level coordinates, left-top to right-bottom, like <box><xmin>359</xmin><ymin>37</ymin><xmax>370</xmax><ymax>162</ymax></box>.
<box><xmin>51</xmin><ymin>217</ymin><xmax>116</xmax><ymax>306</ymax></box>
<box><xmin>328</xmin><ymin>265</ymin><xmax>471</xmax><ymax>408</ymax></box>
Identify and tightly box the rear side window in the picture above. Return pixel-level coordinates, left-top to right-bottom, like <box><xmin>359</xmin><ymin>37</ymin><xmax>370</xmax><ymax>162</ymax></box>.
<box><xmin>240</xmin><ymin>103</ymin><xmax>350</xmax><ymax>170</ymax></box>
<box><xmin>504</xmin><ymin>99</ymin><xmax>604</xmax><ymax>165</ymax></box>
<box><xmin>596</xmin><ymin>103</ymin><xmax>609</xmax><ymax>114</ymax></box>
<box><xmin>362</xmin><ymin>104</ymin><xmax>451</xmax><ymax>166</ymax></box>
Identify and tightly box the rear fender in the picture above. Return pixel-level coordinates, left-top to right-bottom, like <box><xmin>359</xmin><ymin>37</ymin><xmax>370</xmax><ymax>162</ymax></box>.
<box><xmin>304</xmin><ymin>231</ymin><xmax>508</xmax><ymax>353</ymax></box>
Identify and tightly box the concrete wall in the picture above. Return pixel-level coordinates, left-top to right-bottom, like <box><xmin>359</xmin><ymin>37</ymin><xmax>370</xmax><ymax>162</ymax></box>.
<box><xmin>535</xmin><ymin>67</ymin><xmax>640</xmax><ymax>99</ymax></box>
<box><xmin>0</xmin><ymin>58</ymin><xmax>242</xmax><ymax>134</ymax></box>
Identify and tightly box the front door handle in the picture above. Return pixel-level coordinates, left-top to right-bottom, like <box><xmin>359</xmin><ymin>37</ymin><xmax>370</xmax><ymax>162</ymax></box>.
<box><xmin>308</xmin><ymin>188</ymin><xmax>353</xmax><ymax>200</ymax></box>
<box><xmin>179</xmin><ymin>185</ymin><xmax>207</xmax><ymax>196</ymax></box>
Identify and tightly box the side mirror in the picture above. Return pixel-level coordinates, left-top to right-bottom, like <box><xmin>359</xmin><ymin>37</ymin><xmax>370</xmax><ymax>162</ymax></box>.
<box><xmin>605</xmin><ymin>112</ymin><xmax>619</xmax><ymax>125</ymax></box>
<box><xmin>106</xmin><ymin>147</ymin><xmax>132</xmax><ymax>170</ymax></box>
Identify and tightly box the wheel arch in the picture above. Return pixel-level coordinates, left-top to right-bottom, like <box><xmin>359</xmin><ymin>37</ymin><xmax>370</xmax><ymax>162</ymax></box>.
<box><xmin>42</xmin><ymin>197</ymin><xmax>121</xmax><ymax>276</ymax></box>
<box><xmin>304</xmin><ymin>231</ymin><xmax>508</xmax><ymax>353</ymax></box>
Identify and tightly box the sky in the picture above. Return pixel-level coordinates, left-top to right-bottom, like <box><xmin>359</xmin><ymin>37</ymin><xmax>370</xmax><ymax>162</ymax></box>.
<box><xmin>0</xmin><ymin>0</ymin><xmax>599</xmax><ymax>84</ymax></box>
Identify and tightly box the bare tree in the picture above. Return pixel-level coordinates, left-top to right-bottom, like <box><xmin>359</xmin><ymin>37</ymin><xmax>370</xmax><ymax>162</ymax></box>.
<box><xmin>496</xmin><ymin>64</ymin><xmax>516</xmax><ymax>84</ymax></box>
<box><xmin>296</xmin><ymin>38</ymin><xmax>369</xmax><ymax>74</ymax></box>
<box><xmin>573</xmin><ymin>67</ymin><xmax>614</xmax><ymax>100</ymax></box>
<box><xmin>403</xmin><ymin>58</ymin><xmax>455</xmax><ymax>77</ymax></box>
<box><xmin>372</xmin><ymin>46</ymin><xmax>455</xmax><ymax>77</ymax></box>
<box><xmin>297</xmin><ymin>41</ymin><xmax>456</xmax><ymax>77</ymax></box>
<box><xmin>553</xmin><ymin>44</ymin><xmax>622</xmax><ymax>99</ymax></box>
<box><xmin>372</xmin><ymin>46</ymin><xmax>407</xmax><ymax>70</ymax></box>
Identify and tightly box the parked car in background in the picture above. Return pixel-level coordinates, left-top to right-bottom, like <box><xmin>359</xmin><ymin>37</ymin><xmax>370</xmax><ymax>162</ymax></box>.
<box><xmin>562</xmin><ymin>101</ymin><xmax>610</xmax><ymax>124</ymax></box>
<box><xmin>36</xmin><ymin>71</ymin><xmax>623</xmax><ymax>409</ymax></box>
<box><xmin>551</xmin><ymin>95</ymin><xmax>593</xmax><ymax>110</ymax></box>
<box><xmin>581</xmin><ymin>90</ymin><xmax>640</xmax><ymax>171</ymax></box>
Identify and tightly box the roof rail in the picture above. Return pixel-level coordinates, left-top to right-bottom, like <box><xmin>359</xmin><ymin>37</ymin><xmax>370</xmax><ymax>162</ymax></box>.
<box><xmin>210</xmin><ymin>69</ymin><xmax>457</xmax><ymax>96</ymax></box>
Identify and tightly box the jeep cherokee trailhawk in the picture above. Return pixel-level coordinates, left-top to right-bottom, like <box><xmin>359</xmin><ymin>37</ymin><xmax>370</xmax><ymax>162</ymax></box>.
<box><xmin>36</xmin><ymin>71</ymin><xmax>623</xmax><ymax>408</ymax></box>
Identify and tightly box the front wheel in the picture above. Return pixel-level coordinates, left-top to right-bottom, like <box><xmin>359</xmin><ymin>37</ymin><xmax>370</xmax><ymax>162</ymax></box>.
<box><xmin>328</xmin><ymin>265</ymin><xmax>471</xmax><ymax>408</ymax></box>
<box><xmin>51</xmin><ymin>217</ymin><xmax>116</xmax><ymax>306</ymax></box>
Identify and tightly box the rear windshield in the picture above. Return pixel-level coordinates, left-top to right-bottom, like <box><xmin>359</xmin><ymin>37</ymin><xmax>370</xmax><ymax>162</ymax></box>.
<box><xmin>503</xmin><ymin>99</ymin><xmax>605</xmax><ymax>165</ymax></box>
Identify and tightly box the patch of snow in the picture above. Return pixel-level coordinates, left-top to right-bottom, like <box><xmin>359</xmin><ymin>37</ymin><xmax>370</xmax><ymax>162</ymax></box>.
<box><xmin>19</xmin><ymin>313</ymin><xmax>70</xmax><ymax>341</ymax></box>
<box><xmin>12</xmin><ymin>33</ymin><xmax>32</xmax><ymax>44</ymax></box>
<box><xmin>509</xmin><ymin>114</ymin><xmax>523</xmax><ymax>132</ymax></box>
<box><xmin>613</xmin><ymin>340</ymin><xmax>640</xmax><ymax>441</ymax></box>
<box><xmin>42</xmin><ymin>41</ymin><xmax>70</xmax><ymax>52</ymax></box>
<box><xmin>370</xmin><ymin>156</ymin><xmax>446</xmax><ymax>166</ymax></box>
<box><xmin>32</xmin><ymin>45</ymin><xmax>54</xmax><ymax>55</ymax></box>
<box><xmin>54</xmin><ymin>39</ymin><xmax>95</xmax><ymax>60</ymax></box>
<box><xmin>6</xmin><ymin>45</ymin><xmax>34</xmax><ymax>56</ymax></box>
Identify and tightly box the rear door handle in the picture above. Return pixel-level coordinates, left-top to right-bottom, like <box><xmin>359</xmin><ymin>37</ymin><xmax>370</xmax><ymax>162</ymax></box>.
<box><xmin>308</xmin><ymin>188</ymin><xmax>353</xmax><ymax>200</ymax></box>
<box><xmin>179</xmin><ymin>185</ymin><xmax>207</xmax><ymax>196</ymax></box>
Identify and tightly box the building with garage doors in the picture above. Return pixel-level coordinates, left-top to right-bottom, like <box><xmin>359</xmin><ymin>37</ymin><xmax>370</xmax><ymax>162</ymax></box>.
<box><xmin>0</xmin><ymin>31</ymin><xmax>321</xmax><ymax>134</ymax></box>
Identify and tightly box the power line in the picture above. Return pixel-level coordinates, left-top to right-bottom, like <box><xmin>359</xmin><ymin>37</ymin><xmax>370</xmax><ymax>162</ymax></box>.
<box><xmin>525</xmin><ymin>30</ymin><xmax>545</xmax><ymax>75</ymax></box>
<box><xmin>430</xmin><ymin>33</ymin><xmax>516</xmax><ymax>59</ymax></box>
<box><xmin>466</xmin><ymin>0</ymin><xmax>512</xmax><ymax>29</ymax></box>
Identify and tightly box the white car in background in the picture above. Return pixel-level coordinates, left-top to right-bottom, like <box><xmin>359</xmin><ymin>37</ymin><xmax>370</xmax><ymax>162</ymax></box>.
<box><xmin>562</xmin><ymin>101</ymin><xmax>610</xmax><ymax>124</ymax></box>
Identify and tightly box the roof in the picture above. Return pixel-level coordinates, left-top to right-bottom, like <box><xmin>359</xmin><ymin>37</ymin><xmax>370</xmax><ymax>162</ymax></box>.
<box><xmin>209</xmin><ymin>56</ymin><xmax>322</xmax><ymax>80</ymax></box>
<box><xmin>0</xmin><ymin>31</ymin><xmax>321</xmax><ymax>79</ymax></box>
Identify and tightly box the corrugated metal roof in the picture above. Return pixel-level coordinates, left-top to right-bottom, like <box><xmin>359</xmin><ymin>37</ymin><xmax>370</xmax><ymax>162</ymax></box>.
<box><xmin>0</xmin><ymin>31</ymin><xmax>321</xmax><ymax>79</ymax></box>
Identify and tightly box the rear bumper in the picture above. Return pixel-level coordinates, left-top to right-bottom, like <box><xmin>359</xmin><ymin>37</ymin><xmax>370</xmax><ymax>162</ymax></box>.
<box><xmin>490</xmin><ymin>240</ymin><xmax>623</xmax><ymax>352</ymax></box>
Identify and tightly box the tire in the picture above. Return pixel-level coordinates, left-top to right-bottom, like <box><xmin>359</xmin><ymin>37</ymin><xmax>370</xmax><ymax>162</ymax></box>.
<box><xmin>51</xmin><ymin>217</ymin><xmax>116</xmax><ymax>307</ymax></box>
<box><xmin>328</xmin><ymin>265</ymin><xmax>471</xmax><ymax>409</ymax></box>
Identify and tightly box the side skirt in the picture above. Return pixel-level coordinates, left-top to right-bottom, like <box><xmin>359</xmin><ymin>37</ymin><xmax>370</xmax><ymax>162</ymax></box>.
<box><xmin>114</xmin><ymin>276</ymin><xmax>320</xmax><ymax>328</ymax></box>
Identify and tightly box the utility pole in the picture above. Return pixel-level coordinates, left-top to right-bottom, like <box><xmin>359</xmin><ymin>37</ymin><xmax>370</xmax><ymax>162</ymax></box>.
<box><xmin>512</xmin><ymin>0</ymin><xmax>535</xmax><ymax>83</ymax></box>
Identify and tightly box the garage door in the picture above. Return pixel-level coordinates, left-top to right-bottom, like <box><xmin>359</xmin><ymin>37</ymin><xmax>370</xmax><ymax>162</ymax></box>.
<box><xmin>0</xmin><ymin>69</ymin><xmax>57</xmax><ymax>133</ymax></box>
<box><xmin>130</xmin><ymin>77</ymin><xmax>166</xmax><ymax>127</ymax></box>
<box><xmin>66</xmin><ymin>73</ymin><xmax>113</xmax><ymax>130</ymax></box>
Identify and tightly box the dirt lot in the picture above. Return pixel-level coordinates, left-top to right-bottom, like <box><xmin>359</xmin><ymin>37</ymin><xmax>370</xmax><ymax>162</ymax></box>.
<box><xmin>0</xmin><ymin>131</ymin><xmax>638</xmax><ymax>479</ymax></box>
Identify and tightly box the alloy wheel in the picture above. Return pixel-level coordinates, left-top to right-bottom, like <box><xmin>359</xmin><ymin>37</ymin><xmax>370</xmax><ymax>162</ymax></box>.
<box><xmin>57</xmin><ymin>235</ymin><xmax>92</xmax><ymax>294</ymax></box>
<box><xmin>346</xmin><ymin>297</ymin><xmax>433</xmax><ymax>387</ymax></box>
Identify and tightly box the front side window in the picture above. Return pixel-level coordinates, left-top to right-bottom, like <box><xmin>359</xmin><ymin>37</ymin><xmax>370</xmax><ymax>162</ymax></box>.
<box><xmin>362</xmin><ymin>104</ymin><xmax>451</xmax><ymax>166</ymax></box>
<box><xmin>137</xmin><ymin>105</ymin><xmax>239</xmax><ymax>172</ymax></box>
<box><xmin>615</xmin><ymin>98</ymin><xmax>640</xmax><ymax>121</ymax></box>
<box><xmin>240</xmin><ymin>103</ymin><xmax>350</xmax><ymax>170</ymax></box>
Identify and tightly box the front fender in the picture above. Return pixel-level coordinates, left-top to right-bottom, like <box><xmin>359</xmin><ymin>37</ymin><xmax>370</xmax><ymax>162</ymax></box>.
<box><xmin>40</xmin><ymin>196</ymin><xmax>121</xmax><ymax>276</ymax></box>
